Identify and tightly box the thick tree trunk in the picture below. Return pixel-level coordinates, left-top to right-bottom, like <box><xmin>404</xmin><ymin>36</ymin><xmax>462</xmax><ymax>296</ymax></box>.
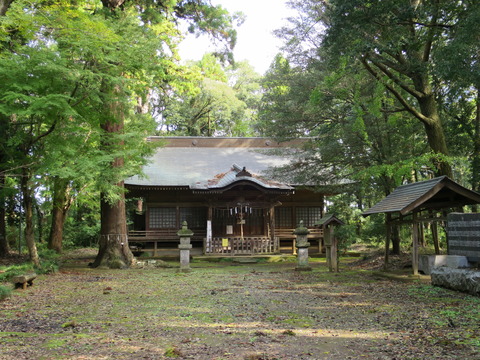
<box><xmin>48</xmin><ymin>207</ymin><xmax>66</xmax><ymax>253</ymax></box>
<box><xmin>48</xmin><ymin>178</ymin><xmax>72</xmax><ymax>253</ymax></box>
<box><xmin>0</xmin><ymin>173</ymin><xmax>9</xmax><ymax>257</ymax></box>
<box><xmin>92</xmin><ymin>180</ymin><xmax>134</xmax><ymax>268</ymax></box>
<box><xmin>20</xmin><ymin>171</ymin><xmax>40</xmax><ymax>266</ymax></box>
<box><xmin>417</xmin><ymin>82</ymin><xmax>453</xmax><ymax>178</ymax></box>
<box><xmin>91</xmin><ymin>84</ymin><xmax>134</xmax><ymax>268</ymax></box>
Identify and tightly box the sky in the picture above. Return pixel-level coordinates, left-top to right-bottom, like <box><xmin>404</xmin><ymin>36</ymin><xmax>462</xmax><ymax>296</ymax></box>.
<box><xmin>178</xmin><ymin>0</ymin><xmax>293</xmax><ymax>75</ymax></box>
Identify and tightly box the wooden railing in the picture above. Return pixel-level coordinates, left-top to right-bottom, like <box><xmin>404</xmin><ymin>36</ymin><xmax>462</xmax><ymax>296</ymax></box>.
<box><xmin>205</xmin><ymin>237</ymin><xmax>279</xmax><ymax>255</ymax></box>
<box><xmin>128</xmin><ymin>229</ymin><xmax>206</xmax><ymax>257</ymax></box>
<box><xmin>274</xmin><ymin>228</ymin><xmax>324</xmax><ymax>239</ymax></box>
<box><xmin>128</xmin><ymin>229</ymin><xmax>206</xmax><ymax>242</ymax></box>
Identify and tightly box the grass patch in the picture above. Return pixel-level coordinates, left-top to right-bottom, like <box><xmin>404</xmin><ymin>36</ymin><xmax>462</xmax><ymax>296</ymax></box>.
<box><xmin>0</xmin><ymin>285</ymin><xmax>12</xmax><ymax>301</ymax></box>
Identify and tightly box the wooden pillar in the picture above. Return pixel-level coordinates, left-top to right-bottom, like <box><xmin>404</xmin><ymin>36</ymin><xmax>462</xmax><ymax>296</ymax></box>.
<box><xmin>318</xmin><ymin>230</ymin><xmax>323</xmax><ymax>254</ymax></box>
<box><xmin>269</xmin><ymin>205</ymin><xmax>275</xmax><ymax>240</ymax></box>
<box><xmin>412</xmin><ymin>212</ymin><xmax>419</xmax><ymax>275</ymax></box>
<box><xmin>324</xmin><ymin>225</ymin><xmax>331</xmax><ymax>270</ymax></box>
<box><xmin>432</xmin><ymin>221</ymin><xmax>440</xmax><ymax>255</ymax></box>
<box><xmin>205</xmin><ymin>206</ymin><xmax>213</xmax><ymax>255</ymax></box>
<box><xmin>330</xmin><ymin>225</ymin><xmax>338</xmax><ymax>272</ymax></box>
<box><xmin>384</xmin><ymin>213</ymin><xmax>391</xmax><ymax>270</ymax></box>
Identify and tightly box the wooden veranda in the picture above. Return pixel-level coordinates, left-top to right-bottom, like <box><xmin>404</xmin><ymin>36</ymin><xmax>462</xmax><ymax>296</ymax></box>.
<box><xmin>362</xmin><ymin>176</ymin><xmax>480</xmax><ymax>274</ymax></box>
<box><xmin>128</xmin><ymin>227</ymin><xmax>324</xmax><ymax>256</ymax></box>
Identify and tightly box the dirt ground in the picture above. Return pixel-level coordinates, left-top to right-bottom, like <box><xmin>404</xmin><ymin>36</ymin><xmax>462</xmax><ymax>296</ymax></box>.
<box><xmin>0</xmin><ymin>250</ymin><xmax>479</xmax><ymax>360</ymax></box>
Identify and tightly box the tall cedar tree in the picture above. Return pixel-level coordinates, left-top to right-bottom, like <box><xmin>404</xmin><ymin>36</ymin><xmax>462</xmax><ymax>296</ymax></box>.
<box><xmin>92</xmin><ymin>0</ymin><xmax>237</xmax><ymax>267</ymax></box>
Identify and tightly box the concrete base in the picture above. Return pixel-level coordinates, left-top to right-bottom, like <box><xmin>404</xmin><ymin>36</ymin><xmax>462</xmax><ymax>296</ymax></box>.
<box><xmin>446</xmin><ymin>255</ymin><xmax>471</xmax><ymax>269</ymax></box>
<box><xmin>419</xmin><ymin>255</ymin><xmax>471</xmax><ymax>275</ymax></box>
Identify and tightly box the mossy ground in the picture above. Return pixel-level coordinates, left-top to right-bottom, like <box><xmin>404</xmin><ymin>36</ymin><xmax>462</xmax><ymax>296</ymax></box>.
<box><xmin>0</xmin><ymin>250</ymin><xmax>478</xmax><ymax>359</ymax></box>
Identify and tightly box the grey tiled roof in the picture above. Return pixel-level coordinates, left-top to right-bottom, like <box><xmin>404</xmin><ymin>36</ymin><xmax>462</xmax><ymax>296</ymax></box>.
<box><xmin>362</xmin><ymin>176</ymin><xmax>480</xmax><ymax>216</ymax></box>
<box><xmin>125</xmin><ymin>146</ymin><xmax>294</xmax><ymax>189</ymax></box>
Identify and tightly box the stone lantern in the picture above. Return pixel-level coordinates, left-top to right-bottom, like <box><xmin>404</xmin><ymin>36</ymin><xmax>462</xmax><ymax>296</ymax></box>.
<box><xmin>177</xmin><ymin>221</ymin><xmax>193</xmax><ymax>272</ymax></box>
<box><xmin>294</xmin><ymin>220</ymin><xmax>311</xmax><ymax>271</ymax></box>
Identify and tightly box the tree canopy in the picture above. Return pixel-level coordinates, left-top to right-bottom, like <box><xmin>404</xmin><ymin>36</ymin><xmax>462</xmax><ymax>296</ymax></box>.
<box><xmin>1</xmin><ymin>0</ymin><xmax>480</xmax><ymax>261</ymax></box>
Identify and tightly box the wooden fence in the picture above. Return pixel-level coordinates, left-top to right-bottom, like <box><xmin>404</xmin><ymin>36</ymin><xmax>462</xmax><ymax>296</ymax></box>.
<box><xmin>204</xmin><ymin>237</ymin><xmax>279</xmax><ymax>255</ymax></box>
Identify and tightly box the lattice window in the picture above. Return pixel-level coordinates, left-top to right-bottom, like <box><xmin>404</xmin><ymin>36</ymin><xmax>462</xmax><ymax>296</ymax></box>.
<box><xmin>149</xmin><ymin>207</ymin><xmax>176</xmax><ymax>228</ymax></box>
<box><xmin>295</xmin><ymin>207</ymin><xmax>322</xmax><ymax>227</ymax></box>
<box><xmin>275</xmin><ymin>207</ymin><xmax>293</xmax><ymax>227</ymax></box>
<box><xmin>180</xmin><ymin>207</ymin><xmax>207</xmax><ymax>228</ymax></box>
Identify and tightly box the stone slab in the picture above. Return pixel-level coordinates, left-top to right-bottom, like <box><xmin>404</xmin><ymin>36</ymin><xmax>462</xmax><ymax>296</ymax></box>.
<box><xmin>447</xmin><ymin>213</ymin><xmax>480</xmax><ymax>262</ymax></box>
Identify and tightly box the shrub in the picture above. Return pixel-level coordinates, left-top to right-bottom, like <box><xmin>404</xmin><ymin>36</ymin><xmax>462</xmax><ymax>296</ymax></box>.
<box><xmin>0</xmin><ymin>285</ymin><xmax>12</xmax><ymax>301</ymax></box>
<box><xmin>36</xmin><ymin>245</ymin><xmax>60</xmax><ymax>274</ymax></box>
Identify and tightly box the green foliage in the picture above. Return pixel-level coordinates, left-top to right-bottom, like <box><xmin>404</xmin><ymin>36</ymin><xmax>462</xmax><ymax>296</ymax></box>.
<box><xmin>164</xmin><ymin>345</ymin><xmax>182</xmax><ymax>358</ymax></box>
<box><xmin>160</xmin><ymin>54</ymin><xmax>260</xmax><ymax>136</ymax></box>
<box><xmin>0</xmin><ymin>0</ymin><xmax>239</xmax><ymax>259</ymax></box>
<box><xmin>0</xmin><ymin>263</ymin><xmax>32</xmax><ymax>282</ymax></box>
<box><xmin>0</xmin><ymin>285</ymin><xmax>11</xmax><ymax>301</ymax></box>
<box><xmin>36</xmin><ymin>246</ymin><xmax>60</xmax><ymax>274</ymax></box>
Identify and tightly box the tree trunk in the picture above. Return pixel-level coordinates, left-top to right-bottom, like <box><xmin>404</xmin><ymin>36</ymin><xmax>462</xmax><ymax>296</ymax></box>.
<box><xmin>0</xmin><ymin>172</ymin><xmax>9</xmax><ymax>257</ymax></box>
<box><xmin>91</xmin><ymin>84</ymin><xmax>134</xmax><ymax>268</ymax></box>
<box><xmin>35</xmin><ymin>202</ymin><xmax>45</xmax><ymax>243</ymax></box>
<box><xmin>391</xmin><ymin>225</ymin><xmax>401</xmax><ymax>255</ymax></box>
<box><xmin>92</xmin><ymin>180</ymin><xmax>134</xmax><ymax>268</ymax></box>
<box><xmin>48</xmin><ymin>178</ymin><xmax>72</xmax><ymax>253</ymax></box>
<box><xmin>417</xmin><ymin>89</ymin><xmax>453</xmax><ymax>178</ymax></box>
<box><xmin>471</xmin><ymin>90</ymin><xmax>480</xmax><ymax>196</ymax></box>
<box><xmin>0</xmin><ymin>0</ymin><xmax>14</xmax><ymax>17</ymax></box>
<box><xmin>20</xmin><ymin>170</ymin><xmax>40</xmax><ymax>266</ymax></box>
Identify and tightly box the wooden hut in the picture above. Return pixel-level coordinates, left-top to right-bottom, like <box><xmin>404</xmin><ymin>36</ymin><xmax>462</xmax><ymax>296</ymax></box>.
<box><xmin>362</xmin><ymin>176</ymin><xmax>480</xmax><ymax>274</ymax></box>
<box><xmin>125</xmin><ymin>137</ymin><xmax>329</xmax><ymax>256</ymax></box>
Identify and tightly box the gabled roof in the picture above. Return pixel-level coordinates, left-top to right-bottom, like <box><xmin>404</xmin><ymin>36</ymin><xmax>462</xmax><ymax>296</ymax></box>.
<box><xmin>316</xmin><ymin>214</ymin><xmax>344</xmax><ymax>227</ymax></box>
<box><xmin>124</xmin><ymin>137</ymin><xmax>303</xmax><ymax>190</ymax></box>
<box><xmin>362</xmin><ymin>176</ymin><xmax>480</xmax><ymax>216</ymax></box>
<box><xmin>191</xmin><ymin>164</ymin><xmax>293</xmax><ymax>193</ymax></box>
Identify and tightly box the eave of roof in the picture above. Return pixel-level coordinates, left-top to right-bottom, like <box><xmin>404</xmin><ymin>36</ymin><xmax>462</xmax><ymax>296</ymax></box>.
<box><xmin>362</xmin><ymin>176</ymin><xmax>480</xmax><ymax>216</ymax></box>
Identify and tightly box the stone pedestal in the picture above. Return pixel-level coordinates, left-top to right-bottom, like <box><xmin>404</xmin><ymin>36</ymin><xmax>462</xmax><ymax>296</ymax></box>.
<box><xmin>419</xmin><ymin>255</ymin><xmax>471</xmax><ymax>275</ymax></box>
<box><xmin>177</xmin><ymin>221</ymin><xmax>194</xmax><ymax>273</ymax></box>
<box><xmin>294</xmin><ymin>220</ymin><xmax>311</xmax><ymax>271</ymax></box>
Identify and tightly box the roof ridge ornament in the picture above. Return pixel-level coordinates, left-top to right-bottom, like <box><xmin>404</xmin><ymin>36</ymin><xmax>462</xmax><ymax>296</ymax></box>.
<box><xmin>236</xmin><ymin>166</ymin><xmax>252</xmax><ymax>178</ymax></box>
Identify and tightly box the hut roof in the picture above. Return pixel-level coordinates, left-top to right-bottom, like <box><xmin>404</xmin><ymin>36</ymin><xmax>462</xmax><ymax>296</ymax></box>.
<box><xmin>362</xmin><ymin>176</ymin><xmax>480</xmax><ymax>216</ymax></box>
<box><xmin>315</xmin><ymin>214</ymin><xmax>344</xmax><ymax>227</ymax></box>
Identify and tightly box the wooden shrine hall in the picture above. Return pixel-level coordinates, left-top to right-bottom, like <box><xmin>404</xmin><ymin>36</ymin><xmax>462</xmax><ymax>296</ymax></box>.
<box><xmin>125</xmin><ymin>137</ymin><xmax>328</xmax><ymax>256</ymax></box>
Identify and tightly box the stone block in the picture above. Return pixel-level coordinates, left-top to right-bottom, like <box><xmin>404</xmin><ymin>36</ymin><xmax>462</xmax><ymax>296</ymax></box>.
<box><xmin>446</xmin><ymin>255</ymin><xmax>471</xmax><ymax>269</ymax></box>
<box><xmin>431</xmin><ymin>267</ymin><xmax>480</xmax><ymax>296</ymax></box>
<box><xmin>418</xmin><ymin>255</ymin><xmax>448</xmax><ymax>275</ymax></box>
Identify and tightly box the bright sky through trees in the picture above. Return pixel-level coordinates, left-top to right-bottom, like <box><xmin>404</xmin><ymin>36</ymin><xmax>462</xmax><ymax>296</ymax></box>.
<box><xmin>178</xmin><ymin>0</ymin><xmax>292</xmax><ymax>74</ymax></box>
